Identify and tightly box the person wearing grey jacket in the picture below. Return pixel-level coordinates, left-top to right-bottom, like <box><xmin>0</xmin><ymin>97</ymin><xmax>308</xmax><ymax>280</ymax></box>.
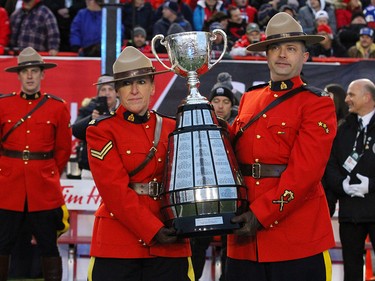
<box><xmin>297</xmin><ymin>0</ymin><xmax>336</xmax><ymax>34</ymax></box>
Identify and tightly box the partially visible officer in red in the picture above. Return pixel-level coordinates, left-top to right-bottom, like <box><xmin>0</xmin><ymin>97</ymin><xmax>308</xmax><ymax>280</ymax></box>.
<box><xmin>226</xmin><ymin>12</ymin><xmax>338</xmax><ymax>281</ymax></box>
<box><xmin>86</xmin><ymin>46</ymin><xmax>193</xmax><ymax>281</ymax></box>
<box><xmin>0</xmin><ymin>47</ymin><xmax>71</xmax><ymax>281</ymax></box>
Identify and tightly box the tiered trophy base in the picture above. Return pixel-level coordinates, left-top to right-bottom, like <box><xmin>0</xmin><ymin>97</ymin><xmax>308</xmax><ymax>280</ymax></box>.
<box><xmin>168</xmin><ymin>213</ymin><xmax>241</xmax><ymax>238</ymax></box>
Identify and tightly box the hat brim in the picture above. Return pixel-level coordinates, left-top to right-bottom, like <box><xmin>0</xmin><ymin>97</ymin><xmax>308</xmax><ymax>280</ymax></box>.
<box><xmin>246</xmin><ymin>35</ymin><xmax>325</xmax><ymax>52</ymax></box>
<box><xmin>5</xmin><ymin>62</ymin><xmax>57</xmax><ymax>73</ymax></box>
<box><xmin>94</xmin><ymin>69</ymin><xmax>171</xmax><ymax>86</ymax></box>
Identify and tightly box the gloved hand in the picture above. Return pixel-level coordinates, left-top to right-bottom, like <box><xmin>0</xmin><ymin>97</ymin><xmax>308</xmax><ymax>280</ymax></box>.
<box><xmin>350</xmin><ymin>173</ymin><xmax>369</xmax><ymax>198</ymax></box>
<box><xmin>153</xmin><ymin>227</ymin><xmax>177</xmax><ymax>244</ymax></box>
<box><xmin>231</xmin><ymin>210</ymin><xmax>261</xmax><ymax>236</ymax></box>
<box><xmin>343</xmin><ymin>175</ymin><xmax>355</xmax><ymax>196</ymax></box>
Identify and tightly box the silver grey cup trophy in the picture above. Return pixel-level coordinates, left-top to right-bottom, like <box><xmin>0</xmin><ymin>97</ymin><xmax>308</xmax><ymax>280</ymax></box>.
<box><xmin>152</xmin><ymin>31</ymin><xmax>247</xmax><ymax>237</ymax></box>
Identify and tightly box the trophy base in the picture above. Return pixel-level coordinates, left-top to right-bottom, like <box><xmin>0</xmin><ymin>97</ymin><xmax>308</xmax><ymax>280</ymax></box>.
<box><xmin>169</xmin><ymin>213</ymin><xmax>241</xmax><ymax>238</ymax></box>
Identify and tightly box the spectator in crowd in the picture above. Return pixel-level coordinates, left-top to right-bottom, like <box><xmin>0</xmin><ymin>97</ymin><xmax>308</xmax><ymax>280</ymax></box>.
<box><xmin>85</xmin><ymin>46</ymin><xmax>192</xmax><ymax>280</ymax></box>
<box><xmin>9</xmin><ymin>0</ymin><xmax>60</xmax><ymax>56</ymax></box>
<box><xmin>256</xmin><ymin>0</ymin><xmax>278</xmax><ymax>30</ymax></box>
<box><xmin>364</xmin><ymin>0</ymin><xmax>375</xmax><ymax>28</ymax></box>
<box><xmin>193</xmin><ymin>0</ymin><xmax>226</xmax><ymax>31</ymax></box>
<box><xmin>348</xmin><ymin>26</ymin><xmax>375</xmax><ymax>58</ymax></box>
<box><xmin>230</xmin><ymin>22</ymin><xmax>266</xmax><ymax>57</ymax></box>
<box><xmin>125</xmin><ymin>26</ymin><xmax>152</xmax><ymax>53</ymax></box>
<box><xmin>153</xmin><ymin>1</ymin><xmax>192</xmax><ymax>53</ymax></box>
<box><xmin>315</xmin><ymin>10</ymin><xmax>330</xmax><ymax>27</ymax></box>
<box><xmin>298</xmin><ymin>0</ymin><xmax>337</xmax><ymax>35</ymax></box>
<box><xmin>70</xmin><ymin>0</ymin><xmax>102</xmax><ymax>57</ymax></box>
<box><xmin>337</xmin><ymin>11</ymin><xmax>368</xmax><ymax>50</ymax></box>
<box><xmin>279</xmin><ymin>3</ymin><xmax>297</xmax><ymax>18</ymax></box>
<box><xmin>227</xmin><ymin>12</ymin><xmax>337</xmax><ymax>281</ymax></box>
<box><xmin>0</xmin><ymin>47</ymin><xmax>71</xmax><ymax>281</ymax></box>
<box><xmin>0</xmin><ymin>7</ymin><xmax>10</xmax><ymax>55</ymax></box>
<box><xmin>72</xmin><ymin>74</ymin><xmax>119</xmax><ymax>180</ymax></box>
<box><xmin>212</xmin><ymin>71</ymin><xmax>243</xmax><ymax>105</ymax></box>
<box><xmin>122</xmin><ymin>0</ymin><xmax>154</xmax><ymax>40</ymax></box>
<box><xmin>233</xmin><ymin>0</ymin><xmax>257</xmax><ymax>24</ymax></box>
<box><xmin>324</xmin><ymin>78</ymin><xmax>375</xmax><ymax>281</ymax></box>
<box><xmin>154</xmin><ymin>0</ymin><xmax>194</xmax><ymax>32</ymax></box>
<box><xmin>204</xmin><ymin>10</ymin><xmax>229</xmax><ymax>31</ymax></box>
<box><xmin>226</xmin><ymin>5</ymin><xmax>247</xmax><ymax>44</ymax></box>
<box><xmin>308</xmin><ymin>23</ymin><xmax>348</xmax><ymax>57</ymax></box>
<box><xmin>43</xmin><ymin>0</ymin><xmax>86</xmax><ymax>52</ymax></box>
<box><xmin>334</xmin><ymin>0</ymin><xmax>362</xmax><ymax>30</ymax></box>
<box><xmin>209</xmin><ymin>22</ymin><xmax>232</xmax><ymax>58</ymax></box>
<box><xmin>209</xmin><ymin>86</ymin><xmax>238</xmax><ymax>124</ymax></box>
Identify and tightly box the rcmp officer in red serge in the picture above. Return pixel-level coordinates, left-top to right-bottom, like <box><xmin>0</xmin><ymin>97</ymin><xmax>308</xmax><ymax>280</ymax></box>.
<box><xmin>0</xmin><ymin>47</ymin><xmax>71</xmax><ymax>280</ymax></box>
<box><xmin>226</xmin><ymin>13</ymin><xmax>337</xmax><ymax>281</ymax></box>
<box><xmin>86</xmin><ymin>46</ymin><xmax>193</xmax><ymax>281</ymax></box>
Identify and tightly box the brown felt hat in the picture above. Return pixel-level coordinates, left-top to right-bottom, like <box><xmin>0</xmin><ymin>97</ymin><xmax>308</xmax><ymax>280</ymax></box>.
<box><xmin>247</xmin><ymin>12</ymin><xmax>324</xmax><ymax>52</ymax></box>
<box><xmin>95</xmin><ymin>46</ymin><xmax>169</xmax><ymax>85</ymax></box>
<box><xmin>5</xmin><ymin>47</ymin><xmax>57</xmax><ymax>72</ymax></box>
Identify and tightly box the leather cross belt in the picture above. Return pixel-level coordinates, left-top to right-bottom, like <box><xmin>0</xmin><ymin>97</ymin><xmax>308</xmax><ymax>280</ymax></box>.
<box><xmin>1</xmin><ymin>149</ymin><xmax>54</xmax><ymax>160</ymax></box>
<box><xmin>129</xmin><ymin>181</ymin><xmax>161</xmax><ymax>198</ymax></box>
<box><xmin>239</xmin><ymin>163</ymin><xmax>287</xmax><ymax>178</ymax></box>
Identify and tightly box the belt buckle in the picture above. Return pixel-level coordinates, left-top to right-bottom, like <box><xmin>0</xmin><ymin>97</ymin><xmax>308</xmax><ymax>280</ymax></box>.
<box><xmin>148</xmin><ymin>180</ymin><xmax>160</xmax><ymax>198</ymax></box>
<box><xmin>252</xmin><ymin>163</ymin><xmax>261</xmax><ymax>179</ymax></box>
<box><xmin>22</xmin><ymin>150</ymin><xmax>30</xmax><ymax>161</ymax></box>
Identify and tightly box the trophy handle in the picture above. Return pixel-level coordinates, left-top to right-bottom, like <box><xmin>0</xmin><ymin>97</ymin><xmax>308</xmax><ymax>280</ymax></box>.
<box><xmin>151</xmin><ymin>34</ymin><xmax>173</xmax><ymax>71</ymax></box>
<box><xmin>209</xmin><ymin>29</ymin><xmax>228</xmax><ymax>69</ymax></box>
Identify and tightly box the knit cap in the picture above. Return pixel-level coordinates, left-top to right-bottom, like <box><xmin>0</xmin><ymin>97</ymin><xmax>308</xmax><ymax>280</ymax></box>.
<box><xmin>96</xmin><ymin>75</ymin><xmax>114</xmax><ymax>93</ymax></box>
<box><xmin>209</xmin><ymin>86</ymin><xmax>235</xmax><ymax>105</ymax></box>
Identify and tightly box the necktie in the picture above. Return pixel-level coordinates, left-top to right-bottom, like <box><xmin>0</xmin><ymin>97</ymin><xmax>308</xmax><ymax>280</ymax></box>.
<box><xmin>356</xmin><ymin>118</ymin><xmax>364</xmax><ymax>152</ymax></box>
<box><xmin>358</xmin><ymin>118</ymin><xmax>364</xmax><ymax>131</ymax></box>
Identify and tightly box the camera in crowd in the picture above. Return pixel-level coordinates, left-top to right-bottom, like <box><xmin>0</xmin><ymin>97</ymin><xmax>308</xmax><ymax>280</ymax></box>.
<box><xmin>95</xmin><ymin>96</ymin><xmax>109</xmax><ymax>115</ymax></box>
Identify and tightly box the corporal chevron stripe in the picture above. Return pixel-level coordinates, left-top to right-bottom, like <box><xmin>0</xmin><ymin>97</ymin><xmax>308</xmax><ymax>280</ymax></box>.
<box><xmin>90</xmin><ymin>141</ymin><xmax>113</xmax><ymax>160</ymax></box>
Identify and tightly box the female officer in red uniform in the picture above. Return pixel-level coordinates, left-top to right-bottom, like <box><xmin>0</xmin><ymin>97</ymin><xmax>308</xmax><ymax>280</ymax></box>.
<box><xmin>226</xmin><ymin>13</ymin><xmax>337</xmax><ymax>281</ymax></box>
<box><xmin>86</xmin><ymin>47</ymin><xmax>193</xmax><ymax>281</ymax></box>
<box><xmin>0</xmin><ymin>47</ymin><xmax>71</xmax><ymax>280</ymax></box>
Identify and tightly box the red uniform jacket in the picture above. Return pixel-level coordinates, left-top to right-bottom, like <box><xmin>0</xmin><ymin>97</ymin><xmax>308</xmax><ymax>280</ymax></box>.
<box><xmin>228</xmin><ymin>76</ymin><xmax>337</xmax><ymax>262</ymax></box>
<box><xmin>0</xmin><ymin>92</ymin><xmax>72</xmax><ymax>212</ymax></box>
<box><xmin>86</xmin><ymin>106</ymin><xmax>191</xmax><ymax>259</ymax></box>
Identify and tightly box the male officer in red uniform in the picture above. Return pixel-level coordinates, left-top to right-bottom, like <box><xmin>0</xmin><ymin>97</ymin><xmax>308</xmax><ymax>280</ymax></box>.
<box><xmin>86</xmin><ymin>46</ymin><xmax>193</xmax><ymax>281</ymax></box>
<box><xmin>0</xmin><ymin>47</ymin><xmax>71</xmax><ymax>280</ymax></box>
<box><xmin>226</xmin><ymin>13</ymin><xmax>337</xmax><ymax>281</ymax></box>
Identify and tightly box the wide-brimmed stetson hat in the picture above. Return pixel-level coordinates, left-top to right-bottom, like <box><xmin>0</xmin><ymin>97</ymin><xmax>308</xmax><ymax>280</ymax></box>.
<box><xmin>247</xmin><ymin>12</ymin><xmax>324</xmax><ymax>52</ymax></box>
<box><xmin>95</xmin><ymin>46</ymin><xmax>170</xmax><ymax>86</ymax></box>
<box><xmin>5</xmin><ymin>47</ymin><xmax>57</xmax><ymax>72</ymax></box>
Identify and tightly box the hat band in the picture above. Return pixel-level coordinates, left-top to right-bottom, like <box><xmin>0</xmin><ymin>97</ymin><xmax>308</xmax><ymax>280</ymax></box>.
<box><xmin>267</xmin><ymin>32</ymin><xmax>306</xmax><ymax>40</ymax></box>
<box><xmin>18</xmin><ymin>60</ymin><xmax>44</xmax><ymax>66</ymax></box>
<box><xmin>114</xmin><ymin>67</ymin><xmax>155</xmax><ymax>80</ymax></box>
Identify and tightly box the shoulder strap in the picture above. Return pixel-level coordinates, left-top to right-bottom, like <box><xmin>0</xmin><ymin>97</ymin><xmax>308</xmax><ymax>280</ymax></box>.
<box><xmin>128</xmin><ymin>114</ymin><xmax>163</xmax><ymax>177</ymax></box>
<box><xmin>232</xmin><ymin>86</ymin><xmax>305</xmax><ymax>147</ymax></box>
<box><xmin>1</xmin><ymin>95</ymin><xmax>49</xmax><ymax>143</ymax></box>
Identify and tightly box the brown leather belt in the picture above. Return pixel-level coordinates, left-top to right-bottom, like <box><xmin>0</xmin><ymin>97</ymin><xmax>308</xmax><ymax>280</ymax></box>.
<box><xmin>1</xmin><ymin>149</ymin><xmax>54</xmax><ymax>160</ymax></box>
<box><xmin>129</xmin><ymin>181</ymin><xmax>161</xmax><ymax>198</ymax></box>
<box><xmin>239</xmin><ymin>163</ymin><xmax>287</xmax><ymax>178</ymax></box>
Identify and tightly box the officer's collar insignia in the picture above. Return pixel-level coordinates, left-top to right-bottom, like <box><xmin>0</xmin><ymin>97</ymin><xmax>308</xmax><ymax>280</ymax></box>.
<box><xmin>89</xmin><ymin>119</ymin><xmax>96</xmax><ymax>125</ymax></box>
<box><xmin>272</xmin><ymin>190</ymin><xmax>294</xmax><ymax>211</ymax></box>
<box><xmin>269</xmin><ymin>80</ymin><xmax>294</xmax><ymax>91</ymax></box>
<box><xmin>90</xmin><ymin>141</ymin><xmax>113</xmax><ymax>160</ymax></box>
<box><xmin>123</xmin><ymin>110</ymin><xmax>150</xmax><ymax>124</ymax></box>
<box><xmin>318</xmin><ymin>121</ymin><xmax>330</xmax><ymax>134</ymax></box>
<box><xmin>20</xmin><ymin>91</ymin><xmax>41</xmax><ymax>100</ymax></box>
